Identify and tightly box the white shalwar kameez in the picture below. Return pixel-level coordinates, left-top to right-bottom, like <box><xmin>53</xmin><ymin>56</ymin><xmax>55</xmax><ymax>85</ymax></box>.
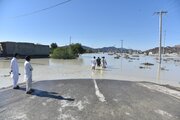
<box><xmin>24</xmin><ymin>61</ymin><xmax>33</xmax><ymax>92</ymax></box>
<box><xmin>102</xmin><ymin>59</ymin><xmax>107</xmax><ymax>68</ymax></box>
<box><xmin>10</xmin><ymin>57</ymin><xmax>19</xmax><ymax>88</ymax></box>
<box><xmin>91</xmin><ymin>58</ymin><xmax>96</xmax><ymax>69</ymax></box>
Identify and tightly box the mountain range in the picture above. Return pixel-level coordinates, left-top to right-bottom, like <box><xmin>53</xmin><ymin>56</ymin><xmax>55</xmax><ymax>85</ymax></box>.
<box><xmin>83</xmin><ymin>44</ymin><xmax>180</xmax><ymax>54</ymax></box>
<box><xmin>144</xmin><ymin>45</ymin><xmax>180</xmax><ymax>54</ymax></box>
<box><xmin>82</xmin><ymin>46</ymin><xmax>142</xmax><ymax>53</ymax></box>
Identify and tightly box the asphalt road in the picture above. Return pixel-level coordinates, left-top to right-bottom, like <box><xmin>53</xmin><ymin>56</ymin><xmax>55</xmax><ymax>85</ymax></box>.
<box><xmin>0</xmin><ymin>79</ymin><xmax>180</xmax><ymax>120</ymax></box>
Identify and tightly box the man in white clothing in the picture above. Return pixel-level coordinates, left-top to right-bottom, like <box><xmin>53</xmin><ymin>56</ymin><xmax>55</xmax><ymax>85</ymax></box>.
<box><xmin>24</xmin><ymin>56</ymin><xmax>33</xmax><ymax>94</ymax></box>
<box><xmin>91</xmin><ymin>56</ymin><xmax>96</xmax><ymax>70</ymax></box>
<box><xmin>101</xmin><ymin>56</ymin><xmax>107</xmax><ymax>68</ymax></box>
<box><xmin>10</xmin><ymin>53</ymin><xmax>20</xmax><ymax>89</ymax></box>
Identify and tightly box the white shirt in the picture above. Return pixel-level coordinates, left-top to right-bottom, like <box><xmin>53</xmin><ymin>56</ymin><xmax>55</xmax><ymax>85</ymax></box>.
<box><xmin>91</xmin><ymin>58</ymin><xmax>96</xmax><ymax>66</ymax></box>
<box><xmin>10</xmin><ymin>57</ymin><xmax>19</xmax><ymax>75</ymax></box>
<box><xmin>102</xmin><ymin>59</ymin><xmax>107</xmax><ymax>67</ymax></box>
<box><xmin>24</xmin><ymin>61</ymin><xmax>33</xmax><ymax>80</ymax></box>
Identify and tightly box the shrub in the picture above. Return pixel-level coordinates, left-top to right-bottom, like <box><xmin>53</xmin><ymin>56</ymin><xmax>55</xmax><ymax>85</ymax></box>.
<box><xmin>51</xmin><ymin>43</ymin><xmax>85</xmax><ymax>59</ymax></box>
<box><xmin>51</xmin><ymin>47</ymin><xmax>76</xmax><ymax>59</ymax></box>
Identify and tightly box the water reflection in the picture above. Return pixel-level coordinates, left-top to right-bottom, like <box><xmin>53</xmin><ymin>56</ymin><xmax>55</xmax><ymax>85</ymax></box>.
<box><xmin>0</xmin><ymin>58</ymin><xmax>50</xmax><ymax>68</ymax></box>
<box><xmin>120</xmin><ymin>57</ymin><xmax>123</xmax><ymax>72</ymax></box>
<box><xmin>156</xmin><ymin>62</ymin><xmax>162</xmax><ymax>84</ymax></box>
<box><xmin>91</xmin><ymin>68</ymin><xmax>105</xmax><ymax>80</ymax></box>
<box><xmin>49</xmin><ymin>57</ymin><xmax>84</xmax><ymax>66</ymax></box>
<box><xmin>31</xmin><ymin>58</ymin><xmax>50</xmax><ymax>66</ymax></box>
<box><xmin>0</xmin><ymin>60</ymin><xmax>10</xmax><ymax>68</ymax></box>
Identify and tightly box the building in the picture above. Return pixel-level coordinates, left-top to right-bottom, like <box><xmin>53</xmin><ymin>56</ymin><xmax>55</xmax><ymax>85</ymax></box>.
<box><xmin>0</xmin><ymin>42</ymin><xmax>50</xmax><ymax>58</ymax></box>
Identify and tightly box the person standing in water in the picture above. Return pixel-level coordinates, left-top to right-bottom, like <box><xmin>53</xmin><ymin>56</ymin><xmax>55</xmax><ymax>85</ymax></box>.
<box><xmin>101</xmin><ymin>56</ymin><xmax>107</xmax><ymax>68</ymax></box>
<box><xmin>24</xmin><ymin>56</ymin><xmax>33</xmax><ymax>94</ymax></box>
<box><xmin>96</xmin><ymin>57</ymin><xmax>101</xmax><ymax>67</ymax></box>
<box><xmin>10</xmin><ymin>53</ymin><xmax>20</xmax><ymax>89</ymax></box>
<box><xmin>91</xmin><ymin>56</ymin><xmax>96</xmax><ymax>70</ymax></box>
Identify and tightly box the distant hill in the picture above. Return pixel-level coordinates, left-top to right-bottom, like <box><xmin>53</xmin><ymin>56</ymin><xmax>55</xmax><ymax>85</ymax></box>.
<box><xmin>175</xmin><ymin>45</ymin><xmax>180</xmax><ymax>48</ymax></box>
<box><xmin>97</xmin><ymin>47</ymin><xmax>128</xmax><ymax>53</ymax></box>
<box><xmin>82</xmin><ymin>46</ymin><xmax>97</xmax><ymax>53</ymax></box>
<box><xmin>82</xmin><ymin>46</ymin><xmax>142</xmax><ymax>53</ymax></box>
<box><xmin>144</xmin><ymin>45</ymin><xmax>180</xmax><ymax>54</ymax></box>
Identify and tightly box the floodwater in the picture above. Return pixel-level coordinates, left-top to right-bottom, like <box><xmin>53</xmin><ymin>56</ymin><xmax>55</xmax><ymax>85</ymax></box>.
<box><xmin>0</xmin><ymin>53</ymin><xmax>180</xmax><ymax>88</ymax></box>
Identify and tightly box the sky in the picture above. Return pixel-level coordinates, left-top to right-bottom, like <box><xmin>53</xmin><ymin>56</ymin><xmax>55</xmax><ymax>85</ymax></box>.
<box><xmin>0</xmin><ymin>0</ymin><xmax>180</xmax><ymax>50</ymax></box>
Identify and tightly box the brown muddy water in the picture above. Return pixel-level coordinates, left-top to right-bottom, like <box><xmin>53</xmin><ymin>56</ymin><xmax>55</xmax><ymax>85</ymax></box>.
<box><xmin>0</xmin><ymin>53</ymin><xmax>180</xmax><ymax>88</ymax></box>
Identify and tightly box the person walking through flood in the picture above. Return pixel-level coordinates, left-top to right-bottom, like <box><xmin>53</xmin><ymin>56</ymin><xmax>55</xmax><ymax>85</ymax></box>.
<box><xmin>10</xmin><ymin>53</ymin><xmax>20</xmax><ymax>89</ymax></box>
<box><xmin>101</xmin><ymin>56</ymin><xmax>107</xmax><ymax>68</ymax></box>
<box><xmin>96</xmin><ymin>57</ymin><xmax>101</xmax><ymax>67</ymax></box>
<box><xmin>24</xmin><ymin>56</ymin><xmax>33</xmax><ymax>94</ymax></box>
<box><xmin>91</xmin><ymin>56</ymin><xmax>96</xmax><ymax>70</ymax></box>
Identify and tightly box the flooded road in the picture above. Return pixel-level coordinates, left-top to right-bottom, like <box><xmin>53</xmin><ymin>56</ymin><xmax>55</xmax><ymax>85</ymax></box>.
<box><xmin>0</xmin><ymin>53</ymin><xmax>180</xmax><ymax>88</ymax></box>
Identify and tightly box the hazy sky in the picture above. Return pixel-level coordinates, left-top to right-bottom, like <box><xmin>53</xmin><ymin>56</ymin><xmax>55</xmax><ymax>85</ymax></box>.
<box><xmin>0</xmin><ymin>0</ymin><xmax>179</xmax><ymax>50</ymax></box>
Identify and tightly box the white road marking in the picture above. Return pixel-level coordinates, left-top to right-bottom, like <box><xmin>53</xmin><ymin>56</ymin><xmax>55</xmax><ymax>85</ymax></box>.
<box><xmin>93</xmin><ymin>79</ymin><xmax>106</xmax><ymax>102</ymax></box>
<box><xmin>125</xmin><ymin>112</ymin><xmax>131</xmax><ymax>116</ymax></box>
<box><xmin>42</xmin><ymin>102</ymin><xmax>47</xmax><ymax>106</ymax></box>
<box><xmin>155</xmin><ymin>109</ymin><xmax>173</xmax><ymax>118</ymax></box>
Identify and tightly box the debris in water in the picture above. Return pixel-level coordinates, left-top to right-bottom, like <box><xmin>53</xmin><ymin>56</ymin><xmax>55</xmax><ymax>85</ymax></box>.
<box><xmin>142</xmin><ymin>62</ymin><xmax>154</xmax><ymax>66</ymax></box>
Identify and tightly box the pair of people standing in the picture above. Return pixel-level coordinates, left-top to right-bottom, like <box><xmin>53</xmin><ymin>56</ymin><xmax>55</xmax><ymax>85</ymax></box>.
<box><xmin>10</xmin><ymin>53</ymin><xmax>33</xmax><ymax>94</ymax></box>
<box><xmin>91</xmin><ymin>56</ymin><xmax>107</xmax><ymax>70</ymax></box>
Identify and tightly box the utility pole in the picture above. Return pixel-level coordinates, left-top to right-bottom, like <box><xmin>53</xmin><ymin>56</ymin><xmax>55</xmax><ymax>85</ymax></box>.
<box><xmin>69</xmin><ymin>36</ymin><xmax>72</xmax><ymax>45</ymax></box>
<box><xmin>154</xmin><ymin>11</ymin><xmax>167</xmax><ymax>64</ymax></box>
<box><xmin>68</xmin><ymin>36</ymin><xmax>72</xmax><ymax>52</ymax></box>
<box><xmin>121</xmin><ymin>40</ymin><xmax>123</xmax><ymax>54</ymax></box>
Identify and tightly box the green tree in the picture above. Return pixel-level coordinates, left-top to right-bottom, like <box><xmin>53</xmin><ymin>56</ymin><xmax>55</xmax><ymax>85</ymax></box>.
<box><xmin>51</xmin><ymin>43</ymin><xmax>85</xmax><ymax>59</ymax></box>
<box><xmin>51</xmin><ymin>43</ymin><xmax>58</xmax><ymax>49</ymax></box>
<box><xmin>51</xmin><ymin>47</ymin><xmax>76</xmax><ymax>59</ymax></box>
<box><xmin>70</xmin><ymin>43</ymin><xmax>85</xmax><ymax>55</ymax></box>
<box><xmin>50</xmin><ymin>43</ymin><xmax>58</xmax><ymax>54</ymax></box>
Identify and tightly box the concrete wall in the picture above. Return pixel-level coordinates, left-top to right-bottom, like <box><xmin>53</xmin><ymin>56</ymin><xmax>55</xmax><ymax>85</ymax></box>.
<box><xmin>0</xmin><ymin>42</ymin><xmax>50</xmax><ymax>57</ymax></box>
<box><xmin>4</xmin><ymin>42</ymin><xmax>16</xmax><ymax>55</ymax></box>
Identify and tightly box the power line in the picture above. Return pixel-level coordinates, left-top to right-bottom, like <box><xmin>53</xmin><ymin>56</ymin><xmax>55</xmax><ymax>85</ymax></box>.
<box><xmin>11</xmin><ymin>0</ymin><xmax>72</xmax><ymax>18</ymax></box>
<box><xmin>165</xmin><ymin>0</ymin><xmax>180</xmax><ymax>13</ymax></box>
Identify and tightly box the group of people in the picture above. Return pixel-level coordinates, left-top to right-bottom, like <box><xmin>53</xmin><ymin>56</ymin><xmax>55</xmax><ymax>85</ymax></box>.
<box><xmin>10</xmin><ymin>54</ymin><xmax>107</xmax><ymax>94</ymax></box>
<box><xmin>10</xmin><ymin>53</ymin><xmax>33</xmax><ymax>94</ymax></box>
<box><xmin>91</xmin><ymin>56</ymin><xmax>107</xmax><ymax>70</ymax></box>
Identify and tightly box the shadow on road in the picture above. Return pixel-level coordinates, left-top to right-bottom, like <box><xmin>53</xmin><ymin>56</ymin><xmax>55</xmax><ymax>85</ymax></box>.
<box><xmin>18</xmin><ymin>87</ymin><xmax>75</xmax><ymax>101</ymax></box>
